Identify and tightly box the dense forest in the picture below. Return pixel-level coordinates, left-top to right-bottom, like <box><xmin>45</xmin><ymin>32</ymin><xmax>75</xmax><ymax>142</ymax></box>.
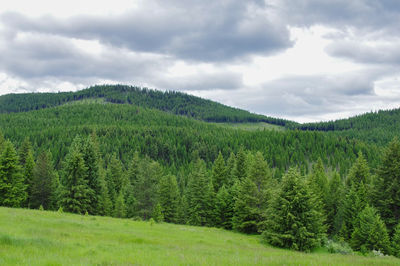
<box><xmin>1</xmin><ymin>86</ymin><xmax>400</xmax><ymax>257</ymax></box>
<box><xmin>0</xmin><ymin>85</ymin><xmax>292</xmax><ymax>125</ymax></box>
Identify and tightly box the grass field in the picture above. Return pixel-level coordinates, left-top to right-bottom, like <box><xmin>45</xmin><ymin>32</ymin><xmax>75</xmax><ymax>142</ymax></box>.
<box><xmin>0</xmin><ymin>207</ymin><xmax>398</xmax><ymax>265</ymax></box>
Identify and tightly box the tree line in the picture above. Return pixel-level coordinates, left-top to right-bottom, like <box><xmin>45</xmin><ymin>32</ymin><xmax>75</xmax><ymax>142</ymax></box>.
<box><xmin>1</xmin><ymin>132</ymin><xmax>400</xmax><ymax>256</ymax></box>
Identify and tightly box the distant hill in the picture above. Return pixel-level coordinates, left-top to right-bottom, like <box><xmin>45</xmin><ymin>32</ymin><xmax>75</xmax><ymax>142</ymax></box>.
<box><xmin>289</xmin><ymin>109</ymin><xmax>400</xmax><ymax>145</ymax></box>
<box><xmin>0</xmin><ymin>84</ymin><xmax>294</xmax><ymax>126</ymax></box>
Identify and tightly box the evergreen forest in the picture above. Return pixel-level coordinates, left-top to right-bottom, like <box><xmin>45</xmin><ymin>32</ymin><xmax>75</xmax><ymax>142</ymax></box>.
<box><xmin>1</xmin><ymin>85</ymin><xmax>400</xmax><ymax>257</ymax></box>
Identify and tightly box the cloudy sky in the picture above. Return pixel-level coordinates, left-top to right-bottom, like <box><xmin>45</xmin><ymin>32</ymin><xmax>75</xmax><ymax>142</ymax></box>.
<box><xmin>0</xmin><ymin>0</ymin><xmax>400</xmax><ymax>122</ymax></box>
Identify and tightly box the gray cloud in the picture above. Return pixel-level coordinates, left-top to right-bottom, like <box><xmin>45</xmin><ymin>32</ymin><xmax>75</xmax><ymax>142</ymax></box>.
<box><xmin>326</xmin><ymin>41</ymin><xmax>400</xmax><ymax>65</ymax></box>
<box><xmin>1</xmin><ymin>0</ymin><xmax>292</xmax><ymax>62</ymax></box>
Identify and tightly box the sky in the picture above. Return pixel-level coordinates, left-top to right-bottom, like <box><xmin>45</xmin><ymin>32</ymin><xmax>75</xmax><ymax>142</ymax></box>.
<box><xmin>0</xmin><ymin>0</ymin><xmax>400</xmax><ymax>122</ymax></box>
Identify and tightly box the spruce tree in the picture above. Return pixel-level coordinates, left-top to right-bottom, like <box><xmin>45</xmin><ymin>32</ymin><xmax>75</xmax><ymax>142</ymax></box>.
<box><xmin>158</xmin><ymin>174</ymin><xmax>179</xmax><ymax>223</ymax></box>
<box><xmin>59</xmin><ymin>144</ymin><xmax>91</xmax><ymax>214</ymax></box>
<box><xmin>97</xmin><ymin>167</ymin><xmax>113</xmax><ymax>216</ymax></box>
<box><xmin>30</xmin><ymin>151</ymin><xmax>58</xmax><ymax>210</ymax></box>
<box><xmin>350</xmin><ymin>205</ymin><xmax>390</xmax><ymax>254</ymax></box>
<box><xmin>262</xmin><ymin>168</ymin><xmax>325</xmax><ymax>252</ymax></box>
<box><xmin>212</xmin><ymin>152</ymin><xmax>227</xmax><ymax>191</ymax></box>
<box><xmin>106</xmin><ymin>153</ymin><xmax>126</xmax><ymax>204</ymax></box>
<box><xmin>392</xmin><ymin>223</ymin><xmax>400</xmax><ymax>257</ymax></box>
<box><xmin>0</xmin><ymin>140</ymin><xmax>27</xmax><ymax>207</ymax></box>
<box><xmin>327</xmin><ymin>171</ymin><xmax>344</xmax><ymax>235</ymax></box>
<box><xmin>186</xmin><ymin>159</ymin><xmax>214</xmax><ymax>226</ymax></box>
<box><xmin>22</xmin><ymin>148</ymin><xmax>35</xmax><ymax>207</ymax></box>
<box><xmin>232</xmin><ymin>177</ymin><xmax>259</xmax><ymax>233</ymax></box>
<box><xmin>225</xmin><ymin>152</ymin><xmax>236</xmax><ymax>186</ymax></box>
<box><xmin>113</xmin><ymin>190</ymin><xmax>127</xmax><ymax>218</ymax></box>
<box><xmin>215</xmin><ymin>185</ymin><xmax>235</xmax><ymax>230</ymax></box>
<box><xmin>234</xmin><ymin>147</ymin><xmax>247</xmax><ymax>180</ymax></box>
<box><xmin>374</xmin><ymin>137</ymin><xmax>400</xmax><ymax>234</ymax></box>
<box><xmin>81</xmin><ymin>134</ymin><xmax>101</xmax><ymax>215</ymax></box>
<box><xmin>308</xmin><ymin>158</ymin><xmax>328</xmax><ymax>210</ymax></box>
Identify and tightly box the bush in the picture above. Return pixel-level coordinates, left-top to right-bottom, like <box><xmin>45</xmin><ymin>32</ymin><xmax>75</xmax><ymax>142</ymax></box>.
<box><xmin>325</xmin><ymin>239</ymin><xmax>353</xmax><ymax>255</ymax></box>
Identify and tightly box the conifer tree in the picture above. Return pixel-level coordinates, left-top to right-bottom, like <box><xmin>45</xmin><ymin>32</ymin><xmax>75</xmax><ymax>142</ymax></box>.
<box><xmin>234</xmin><ymin>147</ymin><xmax>247</xmax><ymax>180</ymax></box>
<box><xmin>225</xmin><ymin>152</ymin><xmax>236</xmax><ymax>186</ymax></box>
<box><xmin>177</xmin><ymin>194</ymin><xmax>188</xmax><ymax>224</ymax></box>
<box><xmin>132</xmin><ymin>158</ymin><xmax>162</xmax><ymax>220</ymax></box>
<box><xmin>374</xmin><ymin>137</ymin><xmax>400</xmax><ymax>234</ymax></box>
<box><xmin>0</xmin><ymin>140</ymin><xmax>27</xmax><ymax>207</ymax></box>
<box><xmin>308</xmin><ymin>158</ymin><xmax>328</xmax><ymax>209</ymax></box>
<box><xmin>113</xmin><ymin>190</ymin><xmax>127</xmax><ymax>218</ymax></box>
<box><xmin>152</xmin><ymin>203</ymin><xmax>164</xmax><ymax>222</ymax></box>
<box><xmin>18</xmin><ymin>138</ymin><xmax>34</xmax><ymax>207</ymax></box>
<box><xmin>97</xmin><ymin>167</ymin><xmax>113</xmax><ymax>216</ymax></box>
<box><xmin>212</xmin><ymin>152</ymin><xmax>227</xmax><ymax>191</ymax></box>
<box><xmin>158</xmin><ymin>174</ymin><xmax>179</xmax><ymax>223</ymax></box>
<box><xmin>215</xmin><ymin>185</ymin><xmax>235</xmax><ymax>229</ymax></box>
<box><xmin>186</xmin><ymin>159</ymin><xmax>214</xmax><ymax>226</ymax></box>
<box><xmin>106</xmin><ymin>153</ymin><xmax>126</xmax><ymax>204</ymax></box>
<box><xmin>350</xmin><ymin>205</ymin><xmax>390</xmax><ymax>254</ymax></box>
<box><xmin>232</xmin><ymin>177</ymin><xmax>259</xmax><ymax>233</ymax></box>
<box><xmin>326</xmin><ymin>171</ymin><xmax>344</xmax><ymax>234</ymax></box>
<box><xmin>59</xmin><ymin>142</ymin><xmax>91</xmax><ymax>214</ymax></box>
<box><xmin>81</xmin><ymin>134</ymin><xmax>101</xmax><ymax>214</ymax></box>
<box><xmin>262</xmin><ymin>168</ymin><xmax>325</xmax><ymax>252</ymax></box>
<box><xmin>392</xmin><ymin>223</ymin><xmax>400</xmax><ymax>257</ymax></box>
<box><xmin>30</xmin><ymin>151</ymin><xmax>58</xmax><ymax>210</ymax></box>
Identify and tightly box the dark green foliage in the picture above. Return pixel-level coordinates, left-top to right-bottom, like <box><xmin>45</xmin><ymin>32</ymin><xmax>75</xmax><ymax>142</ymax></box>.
<box><xmin>97</xmin><ymin>168</ymin><xmax>112</xmax><ymax>216</ymax></box>
<box><xmin>262</xmin><ymin>168</ymin><xmax>326</xmax><ymax>252</ymax></box>
<box><xmin>106</xmin><ymin>154</ymin><xmax>126</xmax><ymax>204</ymax></box>
<box><xmin>81</xmin><ymin>134</ymin><xmax>102</xmax><ymax>214</ymax></box>
<box><xmin>212</xmin><ymin>152</ymin><xmax>227</xmax><ymax>191</ymax></box>
<box><xmin>327</xmin><ymin>172</ymin><xmax>344</xmax><ymax>235</ymax></box>
<box><xmin>350</xmin><ymin>205</ymin><xmax>390</xmax><ymax>254</ymax></box>
<box><xmin>152</xmin><ymin>203</ymin><xmax>164</xmax><ymax>223</ymax></box>
<box><xmin>132</xmin><ymin>158</ymin><xmax>162</xmax><ymax>220</ymax></box>
<box><xmin>59</xmin><ymin>139</ymin><xmax>91</xmax><ymax>214</ymax></box>
<box><xmin>232</xmin><ymin>177</ymin><xmax>259</xmax><ymax>233</ymax></box>
<box><xmin>374</xmin><ymin>137</ymin><xmax>400</xmax><ymax>234</ymax></box>
<box><xmin>30</xmin><ymin>151</ymin><xmax>58</xmax><ymax>210</ymax></box>
<box><xmin>234</xmin><ymin>147</ymin><xmax>247</xmax><ymax>180</ymax></box>
<box><xmin>392</xmin><ymin>223</ymin><xmax>400</xmax><ymax>257</ymax></box>
<box><xmin>113</xmin><ymin>191</ymin><xmax>127</xmax><ymax>218</ymax></box>
<box><xmin>215</xmin><ymin>185</ymin><xmax>235</xmax><ymax>230</ymax></box>
<box><xmin>0</xmin><ymin>140</ymin><xmax>27</xmax><ymax>207</ymax></box>
<box><xmin>0</xmin><ymin>85</ymin><xmax>291</xmax><ymax>125</ymax></box>
<box><xmin>186</xmin><ymin>159</ymin><xmax>214</xmax><ymax>226</ymax></box>
<box><xmin>158</xmin><ymin>174</ymin><xmax>179</xmax><ymax>223</ymax></box>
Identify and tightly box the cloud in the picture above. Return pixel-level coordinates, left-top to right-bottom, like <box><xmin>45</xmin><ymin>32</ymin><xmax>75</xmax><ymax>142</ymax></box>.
<box><xmin>326</xmin><ymin>40</ymin><xmax>400</xmax><ymax>65</ymax></box>
<box><xmin>1</xmin><ymin>0</ymin><xmax>293</xmax><ymax>62</ymax></box>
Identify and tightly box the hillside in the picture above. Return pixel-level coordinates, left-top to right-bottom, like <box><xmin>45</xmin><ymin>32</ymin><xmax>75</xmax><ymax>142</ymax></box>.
<box><xmin>0</xmin><ymin>100</ymin><xmax>379</xmax><ymax>177</ymax></box>
<box><xmin>0</xmin><ymin>207</ymin><xmax>398</xmax><ymax>265</ymax></box>
<box><xmin>291</xmin><ymin>108</ymin><xmax>400</xmax><ymax>145</ymax></box>
<box><xmin>0</xmin><ymin>85</ymin><xmax>292</xmax><ymax>126</ymax></box>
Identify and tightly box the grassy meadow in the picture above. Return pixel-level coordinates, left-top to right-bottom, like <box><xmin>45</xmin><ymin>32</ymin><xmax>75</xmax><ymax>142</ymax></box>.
<box><xmin>0</xmin><ymin>207</ymin><xmax>399</xmax><ymax>265</ymax></box>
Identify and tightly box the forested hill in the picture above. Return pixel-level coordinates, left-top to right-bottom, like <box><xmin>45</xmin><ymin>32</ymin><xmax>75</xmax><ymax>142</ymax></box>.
<box><xmin>0</xmin><ymin>85</ymin><xmax>293</xmax><ymax>126</ymax></box>
<box><xmin>289</xmin><ymin>108</ymin><xmax>400</xmax><ymax>145</ymax></box>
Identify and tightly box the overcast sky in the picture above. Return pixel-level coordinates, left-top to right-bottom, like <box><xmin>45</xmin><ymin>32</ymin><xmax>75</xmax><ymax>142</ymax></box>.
<box><xmin>0</xmin><ymin>0</ymin><xmax>400</xmax><ymax>122</ymax></box>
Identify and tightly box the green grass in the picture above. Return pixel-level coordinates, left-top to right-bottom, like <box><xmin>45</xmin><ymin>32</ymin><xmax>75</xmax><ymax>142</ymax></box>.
<box><xmin>212</xmin><ymin>122</ymin><xmax>285</xmax><ymax>131</ymax></box>
<box><xmin>0</xmin><ymin>207</ymin><xmax>398</xmax><ymax>265</ymax></box>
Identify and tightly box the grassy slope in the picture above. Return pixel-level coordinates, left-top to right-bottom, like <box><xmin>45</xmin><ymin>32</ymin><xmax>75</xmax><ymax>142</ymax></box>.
<box><xmin>0</xmin><ymin>208</ymin><xmax>398</xmax><ymax>265</ymax></box>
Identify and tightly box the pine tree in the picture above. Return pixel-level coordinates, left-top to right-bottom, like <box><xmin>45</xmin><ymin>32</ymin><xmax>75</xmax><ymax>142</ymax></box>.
<box><xmin>81</xmin><ymin>134</ymin><xmax>101</xmax><ymax>215</ymax></box>
<box><xmin>30</xmin><ymin>151</ymin><xmax>58</xmax><ymax>210</ymax></box>
<box><xmin>262</xmin><ymin>168</ymin><xmax>326</xmax><ymax>252</ymax></box>
<box><xmin>97</xmin><ymin>167</ymin><xmax>113</xmax><ymax>216</ymax></box>
<box><xmin>215</xmin><ymin>185</ymin><xmax>235</xmax><ymax>229</ymax></box>
<box><xmin>186</xmin><ymin>159</ymin><xmax>214</xmax><ymax>226</ymax></box>
<box><xmin>374</xmin><ymin>137</ymin><xmax>400</xmax><ymax>234</ymax></box>
<box><xmin>132</xmin><ymin>158</ymin><xmax>162</xmax><ymax>220</ymax></box>
<box><xmin>59</xmin><ymin>144</ymin><xmax>91</xmax><ymax>214</ymax></box>
<box><xmin>113</xmin><ymin>191</ymin><xmax>127</xmax><ymax>218</ymax></box>
<box><xmin>158</xmin><ymin>174</ymin><xmax>179</xmax><ymax>223</ymax></box>
<box><xmin>234</xmin><ymin>147</ymin><xmax>247</xmax><ymax>180</ymax></box>
<box><xmin>232</xmin><ymin>177</ymin><xmax>259</xmax><ymax>233</ymax></box>
<box><xmin>0</xmin><ymin>140</ymin><xmax>27</xmax><ymax>207</ymax></box>
<box><xmin>327</xmin><ymin>171</ymin><xmax>344</xmax><ymax>235</ymax></box>
<box><xmin>392</xmin><ymin>223</ymin><xmax>400</xmax><ymax>257</ymax></box>
<box><xmin>212</xmin><ymin>152</ymin><xmax>227</xmax><ymax>191</ymax></box>
<box><xmin>350</xmin><ymin>205</ymin><xmax>390</xmax><ymax>254</ymax></box>
<box><xmin>152</xmin><ymin>203</ymin><xmax>164</xmax><ymax>223</ymax></box>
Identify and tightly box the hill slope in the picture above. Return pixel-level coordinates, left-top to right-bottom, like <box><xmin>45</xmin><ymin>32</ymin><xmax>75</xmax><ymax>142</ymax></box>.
<box><xmin>0</xmin><ymin>85</ymin><xmax>292</xmax><ymax>126</ymax></box>
<box><xmin>291</xmin><ymin>108</ymin><xmax>400</xmax><ymax>145</ymax></box>
<box><xmin>0</xmin><ymin>207</ymin><xmax>398</xmax><ymax>265</ymax></box>
<box><xmin>0</xmin><ymin>100</ymin><xmax>379</xmax><ymax>176</ymax></box>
